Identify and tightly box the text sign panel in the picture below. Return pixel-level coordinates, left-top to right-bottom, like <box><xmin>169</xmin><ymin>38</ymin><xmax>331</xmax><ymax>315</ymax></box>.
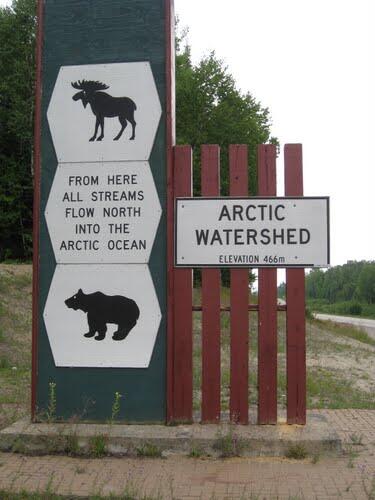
<box><xmin>175</xmin><ymin>197</ymin><xmax>330</xmax><ymax>268</ymax></box>
<box><xmin>45</xmin><ymin>162</ymin><xmax>161</xmax><ymax>264</ymax></box>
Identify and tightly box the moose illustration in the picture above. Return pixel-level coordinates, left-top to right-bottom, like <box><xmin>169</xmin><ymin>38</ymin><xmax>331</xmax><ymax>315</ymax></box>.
<box><xmin>71</xmin><ymin>80</ymin><xmax>137</xmax><ymax>142</ymax></box>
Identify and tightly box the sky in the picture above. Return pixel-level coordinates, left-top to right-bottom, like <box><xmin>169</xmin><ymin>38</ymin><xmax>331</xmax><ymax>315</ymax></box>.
<box><xmin>174</xmin><ymin>0</ymin><xmax>375</xmax><ymax>268</ymax></box>
<box><xmin>1</xmin><ymin>0</ymin><xmax>374</xmax><ymax>268</ymax></box>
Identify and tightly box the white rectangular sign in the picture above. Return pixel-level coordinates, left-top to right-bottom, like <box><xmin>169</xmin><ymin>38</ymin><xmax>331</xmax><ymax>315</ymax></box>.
<box><xmin>175</xmin><ymin>197</ymin><xmax>330</xmax><ymax>268</ymax></box>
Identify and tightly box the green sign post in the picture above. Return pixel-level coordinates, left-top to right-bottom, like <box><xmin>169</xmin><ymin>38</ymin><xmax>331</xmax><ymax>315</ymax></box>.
<box><xmin>33</xmin><ymin>0</ymin><xmax>174</xmax><ymax>422</ymax></box>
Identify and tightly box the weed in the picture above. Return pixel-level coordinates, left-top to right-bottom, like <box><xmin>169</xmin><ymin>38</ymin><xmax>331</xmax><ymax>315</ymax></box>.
<box><xmin>345</xmin><ymin>445</ymin><xmax>359</xmax><ymax>468</ymax></box>
<box><xmin>361</xmin><ymin>472</ymin><xmax>375</xmax><ymax>499</ymax></box>
<box><xmin>11</xmin><ymin>437</ymin><xmax>26</xmax><ymax>454</ymax></box>
<box><xmin>136</xmin><ymin>442</ymin><xmax>162</xmax><ymax>458</ymax></box>
<box><xmin>46</xmin><ymin>381</ymin><xmax>57</xmax><ymax>422</ymax></box>
<box><xmin>75</xmin><ymin>465</ymin><xmax>86</xmax><ymax>474</ymax></box>
<box><xmin>0</xmin><ymin>357</ymin><xmax>11</xmax><ymax>369</ymax></box>
<box><xmin>64</xmin><ymin>432</ymin><xmax>80</xmax><ymax>456</ymax></box>
<box><xmin>311</xmin><ymin>452</ymin><xmax>320</xmax><ymax>464</ymax></box>
<box><xmin>189</xmin><ymin>442</ymin><xmax>205</xmax><ymax>458</ymax></box>
<box><xmin>213</xmin><ymin>427</ymin><xmax>246</xmax><ymax>458</ymax></box>
<box><xmin>313</xmin><ymin>317</ymin><xmax>375</xmax><ymax>347</ymax></box>
<box><xmin>349</xmin><ymin>433</ymin><xmax>364</xmax><ymax>445</ymax></box>
<box><xmin>110</xmin><ymin>390</ymin><xmax>122</xmax><ymax>423</ymax></box>
<box><xmin>89</xmin><ymin>434</ymin><xmax>108</xmax><ymax>458</ymax></box>
<box><xmin>306</xmin><ymin>367</ymin><xmax>375</xmax><ymax>409</ymax></box>
<box><xmin>305</xmin><ymin>307</ymin><xmax>314</xmax><ymax>320</ymax></box>
<box><xmin>285</xmin><ymin>444</ymin><xmax>308</xmax><ymax>460</ymax></box>
<box><xmin>45</xmin><ymin>473</ymin><xmax>55</xmax><ymax>495</ymax></box>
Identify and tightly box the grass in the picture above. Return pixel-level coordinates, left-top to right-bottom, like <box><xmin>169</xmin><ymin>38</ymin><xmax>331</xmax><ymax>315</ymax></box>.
<box><xmin>88</xmin><ymin>434</ymin><xmax>108</xmax><ymax>458</ymax></box>
<box><xmin>307</xmin><ymin>298</ymin><xmax>375</xmax><ymax>319</ymax></box>
<box><xmin>135</xmin><ymin>442</ymin><xmax>162</xmax><ymax>458</ymax></box>
<box><xmin>312</xmin><ymin>318</ymin><xmax>375</xmax><ymax>347</ymax></box>
<box><xmin>285</xmin><ymin>444</ymin><xmax>308</xmax><ymax>460</ymax></box>
<box><xmin>189</xmin><ymin>442</ymin><xmax>205</xmax><ymax>458</ymax></box>
<box><xmin>306</xmin><ymin>367</ymin><xmax>375</xmax><ymax>409</ymax></box>
<box><xmin>0</xmin><ymin>265</ymin><xmax>32</xmax><ymax>428</ymax></box>
<box><xmin>213</xmin><ymin>427</ymin><xmax>246</xmax><ymax>457</ymax></box>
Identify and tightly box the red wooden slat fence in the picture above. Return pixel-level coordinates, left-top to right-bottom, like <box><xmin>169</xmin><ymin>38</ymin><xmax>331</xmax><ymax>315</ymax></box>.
<box><xmin>257</xmin><ymin>144</ymin><xmax>278</xmax><ymax>424</ymax></box>
<box><xmin>201</xmin><ymin>145</ymin><xmax>221</xmax><ymax>423</ymax></box>
<box><xmin>285</xmin><ymin>144</ymin><xmax>306</xmax><ymax>425</ymax></box>
<box><xmin>172</xmin><ymin>146</ymin><xmax>193</xmax><ymax>422</ymax></box>
<box><xmin>168</xmin><ymin>143</ymin><xmax>306</xmax><ymax>425</ymax></box>
<box><xmin>229</xmin><ymin>145</ymin><xmax>250</xmax><ymax>424</ymax></box>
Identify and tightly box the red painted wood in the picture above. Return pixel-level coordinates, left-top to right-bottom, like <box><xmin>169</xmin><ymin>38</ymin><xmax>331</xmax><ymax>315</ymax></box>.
<box><xmin>257</xmin><ymin>145</ymin><xmax>278</xmax><ymax>424</ymax></box>
<box><xmin>31</xmin><ymin>0</ymin><xmax>44</xmax><ymax>421</ymax></box>
<box><xmin>173</xmin><ymin>146</ymin><xmax>193</xmax><ymax>421</ymax></box>
<box><xmin>166</xmin><ymin>0</ymin><xmax>176</xmax><ymax>423</ymax></box>
<box><xmin>284</xmin><ymin>144</ymin><xmax>306</xmax><ymax>425</ymax></box>
<box><xmin>201</xmin><ymin>145</ymin><xmax>221</xmax><ymax>423</ymax></box>
<box><xmin>229</xmin><ymin>145</ymin><xmax>249</xmax><ymax>424</ymax></box>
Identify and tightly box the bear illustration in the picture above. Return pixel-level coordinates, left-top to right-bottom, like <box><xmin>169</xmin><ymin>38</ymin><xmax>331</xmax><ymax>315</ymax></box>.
<box><xmin>65</xmin><ymin>288</ymin><xmax>140</xmax><ymax>341</ymax></box>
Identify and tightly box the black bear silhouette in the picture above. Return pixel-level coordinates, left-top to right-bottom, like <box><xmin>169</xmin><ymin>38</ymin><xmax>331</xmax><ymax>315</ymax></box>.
<box><xmin>65</xmin><ymin>289</ymin><xmax>140</xmax><ymax>341</ymax></box>
<box><xmin>71</xmin><ymin>80</ymin><xmax>137</xmax><ymax>142</ymax></box>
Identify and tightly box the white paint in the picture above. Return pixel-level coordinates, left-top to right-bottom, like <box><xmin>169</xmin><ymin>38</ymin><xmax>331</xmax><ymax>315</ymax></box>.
<box><xmin>176</xmin><ymin>198</ymin><xmax>329</xmax><ymax>267</ymax></box>
<box><xmin>45</xmin><ymin>162</ymin><xmax>161</xmax><ymax>264</ymax></box>
<box><xmin>47</xmin><ymin>62</ymin><xmax>161</xmax><ymax>162</ymax></box>
<box><xmin>43</xmin><ymin>265</ymin><xmax>161</xmax><ymax>368</ymax></box>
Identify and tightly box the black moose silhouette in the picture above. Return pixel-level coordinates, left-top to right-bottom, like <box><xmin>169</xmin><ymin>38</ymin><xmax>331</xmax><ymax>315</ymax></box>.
<box><xmin>71</xmin><ymin>80</ymin><xmax>137</xmax><ymax>142</ymax></box>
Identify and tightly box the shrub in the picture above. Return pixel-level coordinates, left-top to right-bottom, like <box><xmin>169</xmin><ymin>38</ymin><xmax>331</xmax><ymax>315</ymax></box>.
<box><xmin>348</xmin><ymin>302</ymin><xmax>362</xmax><ymax>316</ymax></box>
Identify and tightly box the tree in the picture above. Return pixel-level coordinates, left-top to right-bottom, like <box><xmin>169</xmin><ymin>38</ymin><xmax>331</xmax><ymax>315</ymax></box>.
<box><xmin>176</xmin><ymin>36</ymin><xmax>277</xmax><ymax>196</ymax></box>
<box><xmin>305</xmin><ymin>260</ymin><xmax>375</xmax><ymax>305</ymax></box>
<box><xmin>0</xmin><ymin>0</ymin><xmax>36</xmax><ymax>259</ymax></box>
<box><xmin>357</xmin><ymin>263</ymin><xmax>375</xmax><ymax>304</ymax></box>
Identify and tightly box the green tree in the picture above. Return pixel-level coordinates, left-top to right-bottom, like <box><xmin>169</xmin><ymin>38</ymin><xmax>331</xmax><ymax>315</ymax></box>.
<box><xmin>357</xmin><ymin>263</ymin><xmax>375</xmax><ymax>304</ymax></box>
<box><xmin>176</xmin><ymin>38</ymin><xmax>277</xmax><ymax>196</ymax></box>
<box><xmin>0</xmin><ymin>0</ymin><xmax>36</xmax><ymax>259</ymax></box>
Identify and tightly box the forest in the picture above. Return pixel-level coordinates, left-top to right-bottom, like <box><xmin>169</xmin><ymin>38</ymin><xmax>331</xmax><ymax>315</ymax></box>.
<box><xmin>279</xmin><ymin>260</ymin><xmax>375</xmax><ymax>317</ymax></box>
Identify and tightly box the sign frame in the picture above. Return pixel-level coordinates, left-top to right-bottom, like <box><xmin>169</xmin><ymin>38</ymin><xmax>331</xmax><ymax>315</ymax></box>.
<box><xmin>174</xmin><ymin>196</ymin><xmax>330</xmax><ymax>268</ymax></box>
<box><xmin>32</xmin><ymin>0</ymin><xmax>175</xmax><ymax>423</ymax></box>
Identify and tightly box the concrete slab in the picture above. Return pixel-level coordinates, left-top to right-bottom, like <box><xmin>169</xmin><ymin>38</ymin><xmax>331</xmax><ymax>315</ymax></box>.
<box><xmin>0</xmin><ymin>411</ymin><xmax>341</xmax><ymax>457</ymax></box>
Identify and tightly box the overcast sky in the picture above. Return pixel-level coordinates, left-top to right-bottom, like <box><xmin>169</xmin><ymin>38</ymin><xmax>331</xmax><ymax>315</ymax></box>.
<box><xmin>1</xmin><ymin>0</ymin><xmax>374</xmax><ymax>267</ymax></box>
<box><xmin>174</xmin><ymin>0</ymin><xmax>374</xmax><ymax>268</ymax></box>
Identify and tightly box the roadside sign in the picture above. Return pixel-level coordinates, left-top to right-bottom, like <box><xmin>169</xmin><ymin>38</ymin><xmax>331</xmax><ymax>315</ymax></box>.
<box><xmin>175</xmin><ymin>197</ymin><xmax>330</xmax><ymax>268</ymax></box>
<box><xmin>33</xmin><ymin>0</ymin><xmax>173</xmax><ymax>422</ymax></box>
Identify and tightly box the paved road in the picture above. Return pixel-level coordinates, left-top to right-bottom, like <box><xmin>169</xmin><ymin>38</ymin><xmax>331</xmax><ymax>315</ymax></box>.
<box><xmin>314</xmin><ymin>313</ymin><xmax>375</xmax><ymax>339</ymax></box>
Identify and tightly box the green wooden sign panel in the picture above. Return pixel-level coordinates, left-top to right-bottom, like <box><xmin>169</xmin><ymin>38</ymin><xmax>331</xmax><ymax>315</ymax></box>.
<box><xmin>35</xmin><ymin>0</ymin><xmax>169</xmax><ymax>422</ymax></box>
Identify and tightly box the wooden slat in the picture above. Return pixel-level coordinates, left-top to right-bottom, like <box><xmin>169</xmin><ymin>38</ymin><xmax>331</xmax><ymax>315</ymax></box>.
<box><xmin>201</xmin><ymin>145</ymin><xmax>221</xmax><ymax>423</ymax></box>
<box><xmin>229</xmin><ymin>145</ymin><xmax>249</xmax><ymax>424</ymax></box>
<box><xmin>173</xmin><ymin>146</ymin><xmax>193</xmax><ymax>422</ymax></box>
<box><xmin>166</xmin><ymin>0</ymin><xmax>176</xmax><ymax>424</ymax></box>
<box><xmin>284</xmin><ymin>144</ymin><xmax>306</xmax><ymax>425</ymax></box>
<box><xmin>257</xmin><ymin>145</ymin><xmax>278</xmax><ymax>424</ymax></box>
<box><xmin>31</xmin><ymin>0</ymin><xmax>45</xmax><ymax>420</ymax></box>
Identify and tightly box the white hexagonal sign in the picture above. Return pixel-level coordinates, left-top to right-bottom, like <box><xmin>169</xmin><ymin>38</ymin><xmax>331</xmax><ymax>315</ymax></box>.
<box><xmin>47</xmin><ymin>62</ymin><xmax>161</xmax><ymax>162</ymax></box>
<box><xmin>43</xmin><ymin>264</ymin><xmax>161</xmax><ymax>368</ymax></box>
<box><xmin>45</xmin><ymin>162</ymin><xmax>162</xmax><ymax>264</ymax></box>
